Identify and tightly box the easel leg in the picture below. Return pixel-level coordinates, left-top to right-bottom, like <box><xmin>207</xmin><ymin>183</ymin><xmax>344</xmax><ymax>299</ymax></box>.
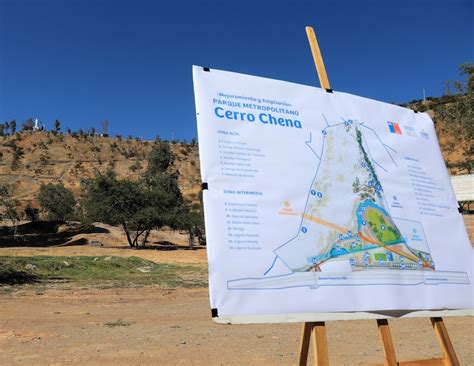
<box><xmin>431</xmin><ymin>317</ymin><xmax>460</xmax><ymax>366</ymax></box>
<box><xmin>298</xmin><ymin>322</ymin><xmax>329</xmax><ymax>366</ymax></box>
<box><xmin>312</xmin><ymin>321</ymin><xmax>329</xmax><ymax>366</ymax></box>
<box><xmin>374</xmin><ymin>317</ymin><xmax>461</xmax><ymax>366</ymax></box>
<box><xmin>377</xmin><ymin>319</ymin><xmax>398</xmax><ymax>366</ymax></box>
<box><xmin>299</xmin><ymin>322</ymin><xmax>313</xmax><ymax>366</ymax></box>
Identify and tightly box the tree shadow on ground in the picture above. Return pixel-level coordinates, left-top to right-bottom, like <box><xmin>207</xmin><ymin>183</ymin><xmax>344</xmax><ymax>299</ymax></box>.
<box><xmin>117</xmin><ymin>240</ymin><xmax>206</xmax><ymax>251</ymax></box>
<box><xmin>0</xmin><ymin>267</ymin><xmax>39</xmax><ymax>285</ymax></box>
<box><xmin>0</xmin><ymin>221</ymin><xmax>109</xmax><ymax>248</ymax></box>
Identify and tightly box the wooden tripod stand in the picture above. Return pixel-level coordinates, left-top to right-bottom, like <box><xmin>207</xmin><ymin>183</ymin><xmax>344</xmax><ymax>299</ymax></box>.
<box><xmin>299</xmin><ymin>26</ymin><xmax>461</xmax><ymax>366</ymax></box>
<box><xmin>297</xmin><ymin>317</ymin><xmax>459</xmax><ymax>365</ymax></box>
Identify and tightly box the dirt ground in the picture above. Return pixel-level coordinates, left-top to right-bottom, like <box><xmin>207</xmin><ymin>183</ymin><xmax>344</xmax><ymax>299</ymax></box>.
<box><xmin>0</xmin><ymin>286</ymin><xmax>472</xmax><ymax>366</ymax></box>
<box><xmin>1</xmin><ymin>216</ymin><xmax>473</xmax><ymax>365</ymax></box>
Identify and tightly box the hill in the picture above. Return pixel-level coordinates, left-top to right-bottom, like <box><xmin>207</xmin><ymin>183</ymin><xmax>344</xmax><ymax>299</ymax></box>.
<box><xmin>0</xmin><ymin>133</ymin><xmax>201</xmax><ymax>210</ymax></box>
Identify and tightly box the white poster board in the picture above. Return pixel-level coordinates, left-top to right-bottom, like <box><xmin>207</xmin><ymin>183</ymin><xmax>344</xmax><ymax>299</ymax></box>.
<box><xmin>192</xmin><ymin>66</ymin><xmax>473</xmax><ymax>323</ymax></box>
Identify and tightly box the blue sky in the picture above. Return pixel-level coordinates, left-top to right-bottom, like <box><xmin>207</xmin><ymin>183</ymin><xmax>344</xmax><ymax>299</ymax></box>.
<box><xmin>0</xmin><ymin>0</ymin><xmax>472</xmax><ymax>140</ymax></box>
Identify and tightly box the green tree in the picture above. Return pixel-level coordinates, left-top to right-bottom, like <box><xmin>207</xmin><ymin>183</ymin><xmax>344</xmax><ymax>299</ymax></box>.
<box><xmin>21</xmin><ymin>118</ymin><xmax>34</xmax><ymax>131</ymax></box>
<box><xmin>38</xmin><ymin>183</ymin><xmax>76</xmax><ymax>221</ymax></box>
<box><xmin>54</xmin><ymin>119</ymin><xmax>61</xmax><ymax>132</ymax></box>
<box><xmin>81</xmin><ymin>174</ymin><xmax>145</xmax><ymax>246</ymax></box>
<box><xmin>186</xmin><ymin>194</ymin><xmax>206</xmax><ymax>246</ymax></box>
<box><xmin>143</xmin><ymin>140</ymin><xmax>191</xmax><ymax>243</ymax></box>
<box><xmin>11</xmin><ymin>145</ymin><xmax>24</xmax><ymax>170</ymax></box>
<box><xmin>0</xmin><ymin>183</ymin><xmax>20</xmax><ymax>237</ymax></box>
<box><xmin>81</xmin><ymin>172</ymin><xmax>181</xmax><ymax>247</ymax></box>
<box><xmin>437</xmin><ymin>63</ymin><xmax>474</xmax><ymax>173</ymax></box>
<box><xmin>144</xmin><ymin>140</ymin><xmax>183</xmax><ymax>205</ymax></box>
<box><xmin>82</xmin><ymin>141</ymin><xmax>189</xmax><ymax>248</ymax></box>
<box><xmin>146</xmin><ymin>140</ymin><xmax>174</xmax><ymax>176</ymax></box>
<box><xmin>9</xmin><ymin>120</ymin><xmax>16</xmax><ymax>134</ymax></box>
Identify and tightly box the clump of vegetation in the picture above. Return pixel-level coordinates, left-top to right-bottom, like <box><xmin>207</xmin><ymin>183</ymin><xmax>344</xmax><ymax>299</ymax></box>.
<box><xmin>104</xmin><ymin>319</ymin><xmax>132</xmax><ymax>328</ymax></box>
<box><xmin>7</xmin><ymin>142</ymin><xmax>24</xmax><ymax>170</ymax></box>
<box><xmin>0</xmin><ymin>120</ymin><xmax>16</xmax><ymax>136</ymax></box>
<box><xmin>0</xmin><ymin>260</ymin><xmax>39</xmax><ymax>285</ymax></box>
<box><xmin>121</xmin><ymin>148</ymin><xmax>137</xmax><ymax>158</ymax></box>
<box><xmin>129</xmin><ymin>161</ymin><xmax>142</xmax><ymax>172</ymax></box>
<box><xmin>21</xmin><ymin>118</ymin><xmax>35</xmax><ymax>132</ymax></box>
<box><xmin>38</xmin><ymin>183</ymin><xmax>76</xmax><ymax>221</ymax></box>
<box><xmin>54</xmin><ymin>119</ymin><xmax>61</xmax><ymax>133</ymax></box>
<box><xmin>39</xmin><ymin>153</ymin><xmax>49</xmax><ymax>166</ymax></box>
<box><xmin>11</xmin><ymin>150</ymin><xmax>23</xmax><ymax>170</ymax></box>
<box><xmin>24</xmin><ymin>203</ymin><xmax>39</xmax><ymax>222</ymax></box>
<box><xmin>74</xmin><ymin>161</ymin><xmax>84</xmax><ymax>171</ymax></box>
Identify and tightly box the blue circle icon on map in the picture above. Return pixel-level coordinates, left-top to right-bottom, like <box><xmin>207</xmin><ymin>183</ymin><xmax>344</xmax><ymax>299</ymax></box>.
<box><xmin>301</xmin><ymin>227</ymin><xmax>307</xmax><ymax>233</ymax></box>
<box><xmin>311</xmin><ymin>190</ymin><xmax>317</xmax><ymax>196</ymax></box>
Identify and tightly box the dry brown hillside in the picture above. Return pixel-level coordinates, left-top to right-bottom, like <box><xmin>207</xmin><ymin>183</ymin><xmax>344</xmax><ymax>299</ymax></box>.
<box><xmin>405</xmin><ymin>93</ymin><xmax>473</xmax><ymax>175</ymax></box>
<box><xmin>0</xmin><ymin>132</ymin><xmax>201</xmax><ymax>208</ymax></box>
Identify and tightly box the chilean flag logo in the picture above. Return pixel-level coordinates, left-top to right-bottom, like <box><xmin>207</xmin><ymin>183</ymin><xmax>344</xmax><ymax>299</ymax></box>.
<box><xmin>387</xmin><ymin>121</ymin><xmax>402</xmax><ymax>134</ymax></box>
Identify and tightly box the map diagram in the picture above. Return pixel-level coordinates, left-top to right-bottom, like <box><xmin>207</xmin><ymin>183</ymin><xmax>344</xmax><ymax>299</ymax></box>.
<box><xmin>228</xmin><ymin>118</ymin><xmax>469</xmax><ymax>290</ymax></box>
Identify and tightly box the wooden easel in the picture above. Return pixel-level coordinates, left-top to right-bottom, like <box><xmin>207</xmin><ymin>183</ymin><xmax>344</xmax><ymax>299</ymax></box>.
<box><xmin>298</xmin><ymin>26</ymin><xmax>460</xmax><ymax>366</ymax></box>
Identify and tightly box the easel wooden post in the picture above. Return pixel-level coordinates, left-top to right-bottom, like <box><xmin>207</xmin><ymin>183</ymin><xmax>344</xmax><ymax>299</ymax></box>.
<box><xmin>298</xmin><ymin>26</ymin><xmax>461</xmax><ymax>366</ymax></box>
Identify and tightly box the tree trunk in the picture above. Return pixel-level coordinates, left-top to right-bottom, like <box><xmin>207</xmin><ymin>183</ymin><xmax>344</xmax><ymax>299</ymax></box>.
<box><xmin>142</xmin><ymin>229</ymin><xmax>151</xmax><ymax>246</ymax></box>
<box><xmin>122</xmin><ymin>222</ymin><xmax>134</xmax><ymax>247</ymax></box>
<box><xmin>196</xmin><ymin>227</ymin><xmax>205</xmax><ymax>245</ymax></box>
<box><xmin>188</xmin><ymin>227</ymin><xmax>194</xmax><ymax>247</ymax></box>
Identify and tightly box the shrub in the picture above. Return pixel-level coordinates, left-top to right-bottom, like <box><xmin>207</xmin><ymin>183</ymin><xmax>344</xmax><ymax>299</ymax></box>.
<box><xmin>129</xmin><ymin>161</ymin><xmax>142</xmax><ymax>172</ymax></box>
<box><xmin>38</xmin><ymin>183</ymin><xmax>76</xmax><ymax>221</ymax></box>
<box><xmin>24</xmin><ymin>204</ymin><xmax>39</xmax><ymax>222</ymax></box>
